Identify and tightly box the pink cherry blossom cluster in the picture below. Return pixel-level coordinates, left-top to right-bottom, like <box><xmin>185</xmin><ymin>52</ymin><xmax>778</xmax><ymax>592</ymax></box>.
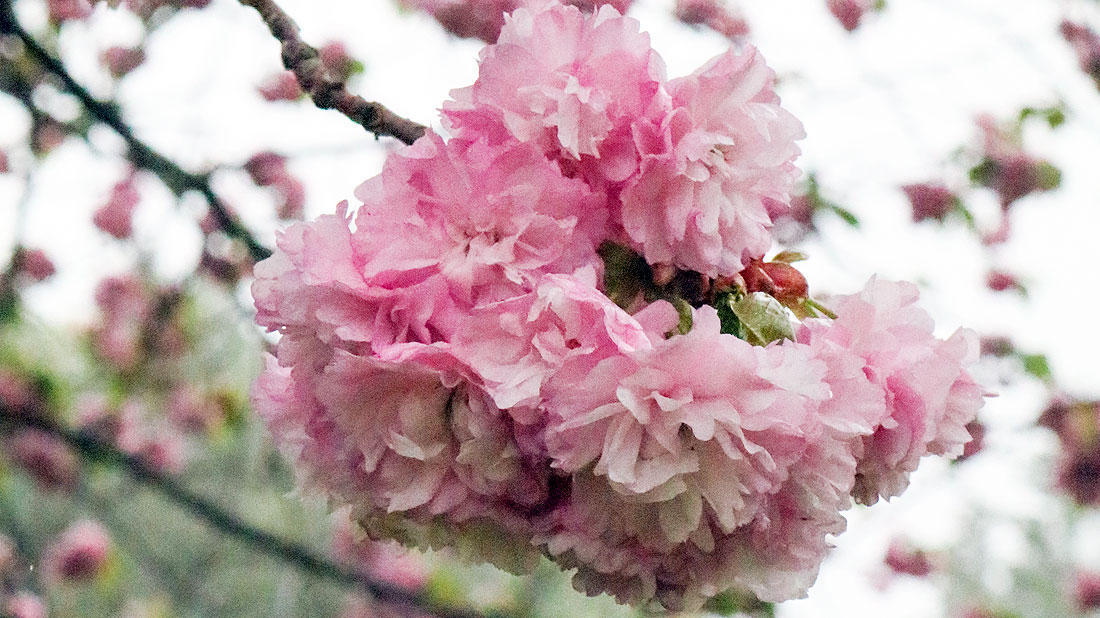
<box><xmin>77</xmin><ymin>395</ymin><xmax>189</xmax><ymax>474</ymax></box>
<box><xmin>399</xmin><ymin>0</ymin><xmax>633</xmax><ymax>43</ymax></box>
<box><xmin>252</xmin><ymin>1</ymin><xmax>982</xmax><ymax>609</ymax></box>
<box><xmin>91</xmin><ymin>275</ymin><xmax>187</xmax><ymax>372</ymax></box>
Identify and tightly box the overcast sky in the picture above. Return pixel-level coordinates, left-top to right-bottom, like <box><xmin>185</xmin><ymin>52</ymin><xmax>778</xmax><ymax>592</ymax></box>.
<box><xmin>2</xmin><ymin>0</ymin><xmax>1099</xmax><ymax>616</ymax></box>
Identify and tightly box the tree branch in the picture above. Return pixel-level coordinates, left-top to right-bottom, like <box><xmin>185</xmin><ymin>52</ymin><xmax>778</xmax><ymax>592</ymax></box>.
<box><xmin>0</xmin><ymin>406</ymin><xmax>503</xmax><ymax>618</ymax></box>
<box><xmin>236</xmin><ymin>0</ymin><xmax>428</xmax><ymax>145</ymax></box>
<box><xmin>0</xmin><ymin>5</ymin><xmax>273</xmax><ymax>264</ymax></box>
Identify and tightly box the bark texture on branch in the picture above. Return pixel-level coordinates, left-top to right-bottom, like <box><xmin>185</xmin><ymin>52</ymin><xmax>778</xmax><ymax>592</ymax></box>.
<box><xmin>0</xmin><ymin>4</ymin><xmax>273</xmax><ymax>263</ymax></box>
<box><xmin>0</xmin><ymin>404</ymin><xmax>503</xmax><ymax>618</ymax></box>
<box><xmin>238</xmin><ymin>0</ymin><xmax>428</xmax><ymax>145</ymax></box>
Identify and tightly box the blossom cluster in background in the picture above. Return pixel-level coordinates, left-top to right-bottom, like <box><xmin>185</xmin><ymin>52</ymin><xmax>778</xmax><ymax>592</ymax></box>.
<box><xmin>252</xmin><ymin>0</ymin><xmax>984</xmax><ymax>610</ymax></box>
<box><xmin>397</xmin><ymin>0</ymin><xmax>635</xmax><ymax>42</ymax></box>
<box><xmin>396</xmin><ymin>0</ymin><xmax>879</xmax><ymax>42</ymax></box>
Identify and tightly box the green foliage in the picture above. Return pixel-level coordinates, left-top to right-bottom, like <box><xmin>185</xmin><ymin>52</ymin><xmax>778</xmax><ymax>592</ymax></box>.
<box><xmin>802</xmin><ymin>173</ymin><xmax>861</xmax><ymax>229</ymax></box>
<box><xmin>599</xmin><ymin>242</ymin><xmax>653</xmax><ymax>310</ymax></box>
<box><xmin>704</xmin><ymin>589</ymin><xmax>775</xmax><ymax>617</ymax></box>
<box><xmin>718</xmin><ymin>292</ymin><xmax>795</xmax><ymax>346</ymax></box>
<box><xmin>1018</xmin><ymin>353</ymin><xmax>1052</xmax><ymax>381</ymax></box>
<box><xmin>1034</xmin><ymin>161</ymin><xmax>1062</xmax><ymax>191</ymax></box>
<box><xmin>1018</xmin><ymin>103</ymin><xmax>1066</xmax><ymax>129</ymax></box>
<box><xmin>968</xmin><ymin>157</ymin><xmax>998</xmax><ymax>186</ymax></box>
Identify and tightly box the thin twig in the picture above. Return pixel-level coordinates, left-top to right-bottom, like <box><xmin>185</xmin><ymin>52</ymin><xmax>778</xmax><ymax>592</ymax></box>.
<box><xmin>236</xmin><ymin>0</ymin><xmax>428</xmax><ymax>145</ymax></box>
<box><xmin>0</xmin><ymin>406</ymin><xmax>503</xmax><ymax>618</ymax></box>
<box><xmin>0</xmin><ymin>4</ymin><xmax>272</xmax><ymax>263</ymax></box>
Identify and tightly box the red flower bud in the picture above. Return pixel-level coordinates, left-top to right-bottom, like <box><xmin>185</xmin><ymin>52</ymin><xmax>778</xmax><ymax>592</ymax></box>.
<box><xmin>101</xmin><ymin>46</ymin><xmax>146</xmax><ymax>78</ymax></box>
<box><xmin>1076</xmin><ymin>571</ymin><xmax>1100</xmax><ymax>611</ymax></box>
<box><xmin>884</xmin><ymin>540</ymin><xmax>933</xmax><ymax>577</ymax></box>
<box><xmin>761</xmin><ymin>261</ymin><xmax>809</xmax><ymax>302</ymax></box>
<box><xmin>257</xmin><ymin>71</ymin><xmax>302</xmax><ymax>102</ymax></box>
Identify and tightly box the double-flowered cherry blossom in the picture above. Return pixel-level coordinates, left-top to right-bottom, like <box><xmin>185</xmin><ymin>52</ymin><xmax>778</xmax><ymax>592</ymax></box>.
<box><xmin>620</xmin><ymin>47</ymin><xmax>804</xmax><ymax>276</ymax></box>
<box><xmin>445</xmin><ymin>2</ymin><xmax>804</xmax><ymax>276</ymax></box>
<box><xmin>252</xmin><ymin>0</ymin><xmax>982</xmax><ymax>609</ymax></box>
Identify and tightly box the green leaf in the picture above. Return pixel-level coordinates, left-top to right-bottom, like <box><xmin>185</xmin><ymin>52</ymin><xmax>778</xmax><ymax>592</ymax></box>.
<box><xmin>1018</xmin><ymin>104</ymin><xmax>1066</xmax><ymax>128</ymax></box>
<box><xmin>716</xmin><ymin>291</ymin><xmax>744</xmax><ymax>338</ymax></box>
<box><xmin>729</xmin><ymin>293</ymin><xmax>794</xmax><ymax>346</ymax></box>
<box><xmin>828</xmin><ymin>203</ymin><xmax>861</xmax><ymax>228</ymax></box>
<box><xmin>1018</xmin><ymin>353</ymin><xmax>1052</xmax><ymax>381</ymax></box>
<box><xmin>1034</xmin><ymin>161</ymin><xmax>1062</xmax><ymax>191</ymax></box>
<box><xmin>0</xmin><ymin>289</ymin><xmax>18</xmax><ymax>325</ymax></box>
<box><xmin>771</xmin><ymin>250</ymin><xmax>808</xmax><ymax>263</ymax></box>
<box><xmin>704</xmin><ymin>590</ymin><xmax>775</xmax><ymax>617</ymax></box>
<box><xmin>672</xmin><ymin>297</ymin><xmax>694</xmax><ymax>336</ymax></box>
<box><xmin>801</xmin><ymin>297</ymin><xmax>837</xmax><ymax>320</ymax></box>
<box><xmin>953</xmin><ymin>198</ymin><xmax>977</xmax><ymax>230</ymax></box>
<box><xmin>969</xmin><ymin>158</ymin><xmax>998</xmax><ymax>187</ymax></box>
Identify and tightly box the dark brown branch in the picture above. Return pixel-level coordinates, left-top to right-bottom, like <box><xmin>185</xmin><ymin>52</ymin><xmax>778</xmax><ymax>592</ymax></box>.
<box><xmin>0</xmin><ymin>405</ymin><xmax>503</xmax><ymax>618</ymax></box>
<box><xmin>0</xmin><ymin>4</ymin><xmax>272</xmax><ymax>263</ymax></box>
<box><xmin>237</xmin><ymin>0</ymin><xmax>428</xmax><ymax>145</ymax></box>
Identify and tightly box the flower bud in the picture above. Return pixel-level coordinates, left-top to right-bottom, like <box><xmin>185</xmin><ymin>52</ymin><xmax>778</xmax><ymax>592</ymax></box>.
<box><xmin>257</xmin><ymin>71</ymin><xmax>303</xmax><ymax>102</ymax></box>
<box><xmin>274</xmin><ymin>175</ymin><xmax>306</xmax><ymax>220</ymax></box>
<box><xmin>5</xmin><ymin>592</ymin><xmax>46</xmax><ymax>618</ymax></box>
<box><xmin>884</xmin><ymin>540</ymin><xmax>933</xmax><ymax>577</ymax></box>
<box><xmin>979</xmin><ymin>335</ymin><xmax>1013</xmax><ymax>357</ymax></box>
<box><xmin>319</xmin><ymin>42</ymin><xmax>358</xmax><ymax>82</ymax></box>
<box><xmin>1060</xmin><ymin>20</ymin><xmax>1100</xmax><ymax>84</ymax></box>
<box><xmin>244</xmin><ymin>152</ymin><xmax>287</xmax><ymax>186</ymax></box>
<box><xmin>761</xmin><ymin>261</ymin><xmax>809</xmax><ymax>302</ymax></box>
<box><xmin>985</xmin><ymin>269</ymin><xmax>1020</xmax><ymax>293</ymax></box>
<box><xmin>1057</xmin><ymin>448</ymin><xmax>1100</xmax><ymax>507</ymax></box>
<box><xmin>94</xmin><ymin>173</ymin><xmax>140</xmax><ymax>240</ymax></box>
<box><xmin>43</xmin><ymin>520</ymin><xmax>112</xmax><ymax>583</ymax></box>
<box><xmin>14</xmin><ymin>248</ymin><xmax>56</xmax><ymax>282</ymax></box>
<box><xmin>1076</xmin><ymin>571</ymin><xmax>1100</xmax><ymax>612</ymax></box>
<box><xmin>675</xmin><ymin>0</ymin><xmax>749</xmax><ymax>39</ymax></box>
<box><xmin>7</xmin><ymin>429</ymin><xmax>80</xmax><ymax>492</ymax></box>
<box><xmin>49</xmin><ymin>0</ymin><xmax>92</xmax><ymax>22</ymax></box>
<box><xmin>0</xmin><ymin>371</ymin><xmax>36</xmax><ymax>413</ymax></box>
<box><xmin>827</xmin><ymin>0</ymin><xmax>869</xmax><ymax>31</ymax></box>
<box><xmin>32</xmin><ymin>119</ymin><xmax>67</xmax><ymax>155</ymax></box>
<box><xmin>902</xmin><ymin>183</ymin><xmax>957</xmax><ymax>222</ymax></box>
<box><xmin>101</xmin><ymin>46</ymin><xmax>146</xmax><ymax>78</ymax></box>
<box><xmin>167</xmin><ymin>386</ymin><xmax>222</xmax><ymax>434</ymax></box>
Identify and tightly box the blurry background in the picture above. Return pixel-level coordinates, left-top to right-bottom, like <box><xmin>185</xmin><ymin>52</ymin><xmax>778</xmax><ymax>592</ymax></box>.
<box><xmin>1</xmin><ymin>0</ymin><xmax>1099</xmax><ymax>616</ymax></box>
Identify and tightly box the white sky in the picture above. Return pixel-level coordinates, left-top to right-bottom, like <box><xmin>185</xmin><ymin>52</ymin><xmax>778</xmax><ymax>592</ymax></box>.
<box><xmin>2</xmin><ymin>0</ymin><xmax>1100</xmax><ymax>616</ymax></box>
